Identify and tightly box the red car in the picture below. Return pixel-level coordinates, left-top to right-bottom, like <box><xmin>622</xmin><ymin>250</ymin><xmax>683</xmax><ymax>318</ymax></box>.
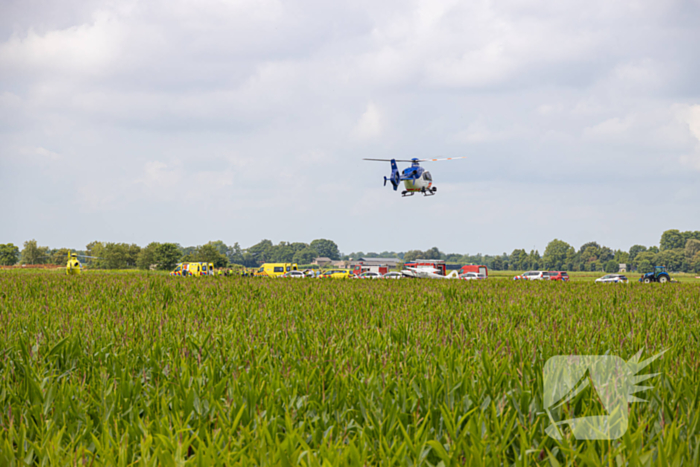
<box><xmin>546</xmin><ymin>271</ymin><xmax>569</xmax><ymax>281</ymax></box>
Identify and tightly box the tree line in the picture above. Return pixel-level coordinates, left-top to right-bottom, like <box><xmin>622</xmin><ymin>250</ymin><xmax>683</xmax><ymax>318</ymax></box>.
<box><xmin>0</xmin><ymin>239</ymin><xmax>341</xmax><ymax>271</ymax></box>
<box><xmin>1</xmin><ymin>229</ymin><xmax>699</xmax><ymax>273</ymax></box>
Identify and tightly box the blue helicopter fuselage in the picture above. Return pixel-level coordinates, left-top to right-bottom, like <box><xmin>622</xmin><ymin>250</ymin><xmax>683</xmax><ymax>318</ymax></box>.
<box><xmin>401</xmin><ymin>162</ymin><xmax>424</xmax><ymax>180</ymax></box>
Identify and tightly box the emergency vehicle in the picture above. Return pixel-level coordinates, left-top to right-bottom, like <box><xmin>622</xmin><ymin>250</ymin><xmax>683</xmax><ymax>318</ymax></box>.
<box><xmin>170</xmin><ymin>262</ymin><xmax>215</xmax><ymax>277</ymax></box>
<box><xmin>403</xmin><ymin>260</ymin><xmax>447</xmax><ymax>276</ymax></box>
<box><xmin>351</xmin><ymin>262</ymin><xmax>389</xmax><ymax>276</ymax></box>
<box><xmin>254</xmin><ymin>263</ymin><xmax>298</xmax><ymax>277</ymax></box>
<box><xmin>459</xmin><ymin>264</ymin><xmax>488</xmax><ymax>277</ymax></box>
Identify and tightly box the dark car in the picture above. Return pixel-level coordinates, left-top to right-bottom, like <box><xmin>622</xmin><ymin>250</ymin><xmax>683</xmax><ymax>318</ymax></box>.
<box><xmin>545</xmin><ymin>271</ymin><xmax>570</xmax><ymax>281</ymax></box>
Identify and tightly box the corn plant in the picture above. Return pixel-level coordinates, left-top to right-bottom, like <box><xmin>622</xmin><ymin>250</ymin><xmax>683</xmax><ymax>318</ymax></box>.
<box><xmin>0</xmin><ymin>272</ymin><xmax>698</xmax><ymax>465</ymax></box>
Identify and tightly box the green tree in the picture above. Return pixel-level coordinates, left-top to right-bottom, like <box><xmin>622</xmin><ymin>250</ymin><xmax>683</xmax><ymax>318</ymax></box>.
<box><xmin>660</xmin><ymin>229</ymin><xmax>685</xmax><ymax>250</ymax></box>
<box><xmin>137</xmin><ymin>243</ymin><xmax>160</xmax><ymax>270</ymax></box>
<box><xmin>0</xmin><ymin>243</ymin><xmax>20</xmax><ymax>266</ymax></box>
<box><xmin>100</xmin><ymin>243</ymin><xmax>140</xmax><ymax>269</ymax></box>
<box><xmin>613</xmin><ymin>250</ymin><xmax>630</xmax><ymax>264</ymax></box>
<box><xmin>578</xmin><ymin>242</ymin><xmax>600</xmax><ymax>254</ymax></box>
<box><xmin>345</xmin><ymin>252</ymin><xmax>365</xmax><ymax>260</ymax></box>
<box><xmin>597</xmin><ymin>246</ymin><xmax>614</xmax><ymax>263</ymax></box>
<box><xmin>180</xmin><ymin>245</ymin><xmax>197</xmax><ymax>257</ymax></box>
<box><xmin>628</xmin><ymin>245</ymin><xmax>646</xmax><ymax>263</ymax></box>
<box><xmin>86</xmin><ymin>241</ymin><xmax>106</xmax><ymax>268</ymax></box>
<box><xmin>128</xmin><ymin>244</ymin><xmax>140</xmax><ymax>267</ymax></box>
<box><xmin>403</xmin><ymin>250</ymin><xmax>423</xmax><ymax>262</ymax></box>
<box><xmin>196</xmin><ymin>244</ymin><xmax>229</xmax><ymax>268</ymax></box>
<box><xmin>155</xmin><ymin>243</ymin><xmax>181</xmax><ymax>271</ymax></box>
<box><xmin>21</xmin><ymin>240</ymin><xmax>49</xmax><ymax>265</ymax></box>
<box><xmin>565</xmin><ymin>247</ymin><xmax>576</xmax><ymax>271</ymax></box>
<box><xmin>685</xmin><ymin>239</ymin><xmax>700</xmax><ymax>260</ymax></box>
<box><xmin>206</xmin><ymin>240</ymin><xmax>230</xmax><ymax>258</ymax></box>
<box><xmin>445</xmin><ymin>253</ymin><xmax>464</xmax><ymax>263</ymax></box>
<box><xmin>654</xmin><ymin>249</ymin><xmax>685</xmax><ymax>272</ymax></box>
<box><xmin>633</xmin><ymin>251</ymin><xmax>656</xmax><ymax>271</ymax></box>
<box><xmin>51</xmin><ymin>248</ymin><xmax>72</xmax><ymax>265</ymax></box>
<box><xmin>423</xmin><ymin>247</ymin><xmax>443</xmax><ymax>260</ymax></box>
<box><xmin>638</xmin><ymin>259</ymin><xmax>653</xmax><ymax>274</ymax></box>
<box><xmin>691</xmin><ymin>253</ymin><xmax>700</xmax><ymax>274</ymax></box>
<box><xmin>604</xmin><ymin>260</ymin><xmax>618</xmax><ymax>273</ymax></box>
<box><xmin>269</xmin><ymin>242</ymin><xmax>295</xmax><ymax>262</ymax></box>
<box><xmin>248</xmin><ymin>240</ymin><xmax>274</xmax><ymax>263</ymax></box>
<box><xmin>293</xmin><ymin>247</ymin><xmax>318</xmax><ymax>265</ymax></box>
<box><xmin>310</xmin><ymin>239</ymin><xmax>340</xmax><ymax>260</ymax></box>
<box><xmin>103</xmin><ymin>243</ymin><xmax>127</xmax><ymax>269</ymax></box>
<box><xmin>580</xmin><ymin>246</ymin><xmax>599</xmax><ymax>267</ymax></box>
<box><xmin>510</xmin><ymin>249</ymin><xmax>527</xmax><ymax>270</ymax></box>
<box><xmin>492</xmin><ymin>256</ymin><xmax>504</xmax><ymax>271</ymax></box>
<box><xmin>226</xmin><ymin>242</ymin><xmax>257</xmax><ymax>267</ymax></box>
<box><xmin>543</xmin><ymin>239</ymin><xmax>573</xmax><ymax>270</ymax></box>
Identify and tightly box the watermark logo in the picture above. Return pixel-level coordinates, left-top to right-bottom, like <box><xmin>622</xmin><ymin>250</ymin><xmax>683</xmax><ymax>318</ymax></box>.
<box><xmin>543</xmin><ymin>349</ymin><xmax>665</xmax><ymax>440</ymax></box>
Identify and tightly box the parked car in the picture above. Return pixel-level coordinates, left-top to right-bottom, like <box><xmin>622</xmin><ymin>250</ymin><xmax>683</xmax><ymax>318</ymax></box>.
<box><xmin>513</xmin><ymin>271</ymin><xmax>546</xmax><ymax>280</ymax></box>
<box><xmin>596</xmin><ymin>274</ymin><xmax>629</xmax><ymax>283</ymax></box>
<box><xmin>279</xmin><ymin>270</ymin><xmax>305</xmax><ymax>278</ymax></box>
<box><xmin>459</xmin><ymin>272</ymin><xmax>486</xmax><ymax>280</ymax></box>
<box><xmin>318</xmin><ymin>269</ymin><xmax>354</xmax><ymax>279</ymax></box>
<box><xmin>356</xmin><ymin>271</ymin><xmax>383</xmax><ymax>279</ymax></box>
<box><xmin>546</xmin><ymin>271</ymin><xmax>570</xmax><ymax>281</ymax></box>
<box><xmin>382</xmin><ymin>272</ymin><xmax>403</xmax><ymax>279</ymax></box>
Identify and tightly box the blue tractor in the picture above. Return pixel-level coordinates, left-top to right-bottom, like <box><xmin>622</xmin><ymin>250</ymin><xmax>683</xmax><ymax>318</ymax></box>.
<box><xmin>639</xmin><ymin>265</ymin><xmax>671</xmax><ymax>284</ymax></box>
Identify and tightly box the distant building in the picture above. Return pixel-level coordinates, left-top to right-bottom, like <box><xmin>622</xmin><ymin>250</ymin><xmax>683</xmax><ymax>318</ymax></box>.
<box><xmin>332</xmin><ymin>260</ymin><xmax>348</xmax><ymax>268</ymax></box>
<box><xmin>619</xmin><ymin>263</ymin><xmax>628</xmax><ymax>273</ymax></box>
<box><xmin>312</xmin><ymin>257</ymin><xmax>333</xmax><ymax>267</ymax></box>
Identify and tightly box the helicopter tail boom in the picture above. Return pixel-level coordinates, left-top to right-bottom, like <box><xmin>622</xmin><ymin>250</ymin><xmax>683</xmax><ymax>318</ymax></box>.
<box><xmin>388</xmin><ymin>159</ymin><xmax>400</xmax><ymax>191</ymax></box>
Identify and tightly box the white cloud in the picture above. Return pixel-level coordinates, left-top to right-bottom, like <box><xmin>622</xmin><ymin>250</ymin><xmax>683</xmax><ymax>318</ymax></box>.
<box><xmin>354</xmin><ymin>101</ymin><xmax>383</xmax><ymax>140</ymax></box>
<box><xmin>2</xmin><ymin>0</ymin><xmax>700</xmax><ymax>252</ymax></box>
<box><xmin>583</xmin><ymin>116</ymin><xmax>634</xmax><ymax>139</ymax></box>
<box><xmin>452</xmin><ymin>119</ymin><xmax>515</xmax><ymax>143</ymax></box>
<box><xmin>0</xmin><ymin>11</ymin><xmax>126</xmax><ymax>79</ymax></box>
<box><xmin>27</xmin><ymin>147</ymin><xmax>62</xmax><ymax>161</ymax></box>
<box><xmin>678</xmin><ymin>104</ymin><xmax>700</xmax><ymax>170</ymax></box>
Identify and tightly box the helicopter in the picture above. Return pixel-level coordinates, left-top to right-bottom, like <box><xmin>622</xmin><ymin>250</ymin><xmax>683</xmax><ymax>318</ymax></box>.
<box><xmin>66</xmin><ymin>252</ymin><xmax>99</xmax><ymax>275</ymax></box>
<box><xmin>363</xmin><ymin>157</ymin><xmax>466</xmax><ymax>197</ymax></box>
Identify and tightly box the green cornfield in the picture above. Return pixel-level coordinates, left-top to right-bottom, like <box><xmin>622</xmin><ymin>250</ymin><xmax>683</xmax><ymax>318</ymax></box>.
<box><xmin>1</xmin><ymin>272</ymin><xmax>699</xmax><ymax>465</ymax></box>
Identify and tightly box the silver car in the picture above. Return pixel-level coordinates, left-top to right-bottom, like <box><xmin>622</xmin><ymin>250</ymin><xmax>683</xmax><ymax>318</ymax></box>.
<box><xmin>382</xmin><ymin>272</ymin><xmax>403</xmax><ymax>279</ymax></box>
<box><xmin>595</xmin><ymin>274</ymin><xmax>628</xmax><ymax>283</ymax></box>
<box><xmin>356</xmin><ymin>271</ymin><xmax>383</xmax><ymax>279</ymax></box>
<box><xmin>514</xmin><ymin>271</ymin><xmax>546</xmax><ymax>280</ymax></box>
<box><xmin>459</xmin><ymin>272</ymin><xmax>486</xmax><ymax>280</ymax></box>
<box><xmin>279</xmin><ymin>270</ymin><xmax>306</xmax><ymax>278</ymax></box>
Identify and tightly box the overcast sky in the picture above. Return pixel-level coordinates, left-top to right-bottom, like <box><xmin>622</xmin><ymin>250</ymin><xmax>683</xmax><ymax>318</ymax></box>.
<box><xmin>1</xmin><ymin>0</ymin><xmax>699</xmax><ymax>255</ymax></box>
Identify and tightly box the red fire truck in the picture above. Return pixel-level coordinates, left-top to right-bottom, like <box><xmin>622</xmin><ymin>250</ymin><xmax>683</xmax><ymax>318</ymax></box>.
<box><xmin>459</xmin><ymin>264</ymin><xmax>488</xmax><ymax>277</ymax></box>
<box><xmin>352</xmin><ymin>262</ymin><xmax>389</xmax><ymax>276</ymax></box>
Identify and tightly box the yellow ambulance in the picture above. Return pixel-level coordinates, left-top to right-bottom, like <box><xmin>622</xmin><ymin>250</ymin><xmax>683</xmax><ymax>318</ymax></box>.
<box><xmin>170</xmin><ymin>262</ymin><xmax>215</xmax><ymax>277</ymax></box>
<box><xmin>254</xmin><ymin>263</ymin><xmax>298</xmax><ymax>277</ymax></box>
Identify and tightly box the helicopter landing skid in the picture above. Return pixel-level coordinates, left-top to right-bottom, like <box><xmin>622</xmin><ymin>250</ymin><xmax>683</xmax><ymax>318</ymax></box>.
<box><xmin>401</xmin><ymin>190</ymin><xmax>414</xmax><ymax>197</ymax></box>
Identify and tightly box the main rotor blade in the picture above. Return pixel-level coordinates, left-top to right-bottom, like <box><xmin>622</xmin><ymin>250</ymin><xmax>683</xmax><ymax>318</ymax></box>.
<box><xmin>363</xmin><ymin>158</ymin><xmax>417</xmax><ymax>162</ymax></box>
<box><xmin>416</xmin><ymin>157</ymin><xmax>467</xmax><ymax>162</ymax></box>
